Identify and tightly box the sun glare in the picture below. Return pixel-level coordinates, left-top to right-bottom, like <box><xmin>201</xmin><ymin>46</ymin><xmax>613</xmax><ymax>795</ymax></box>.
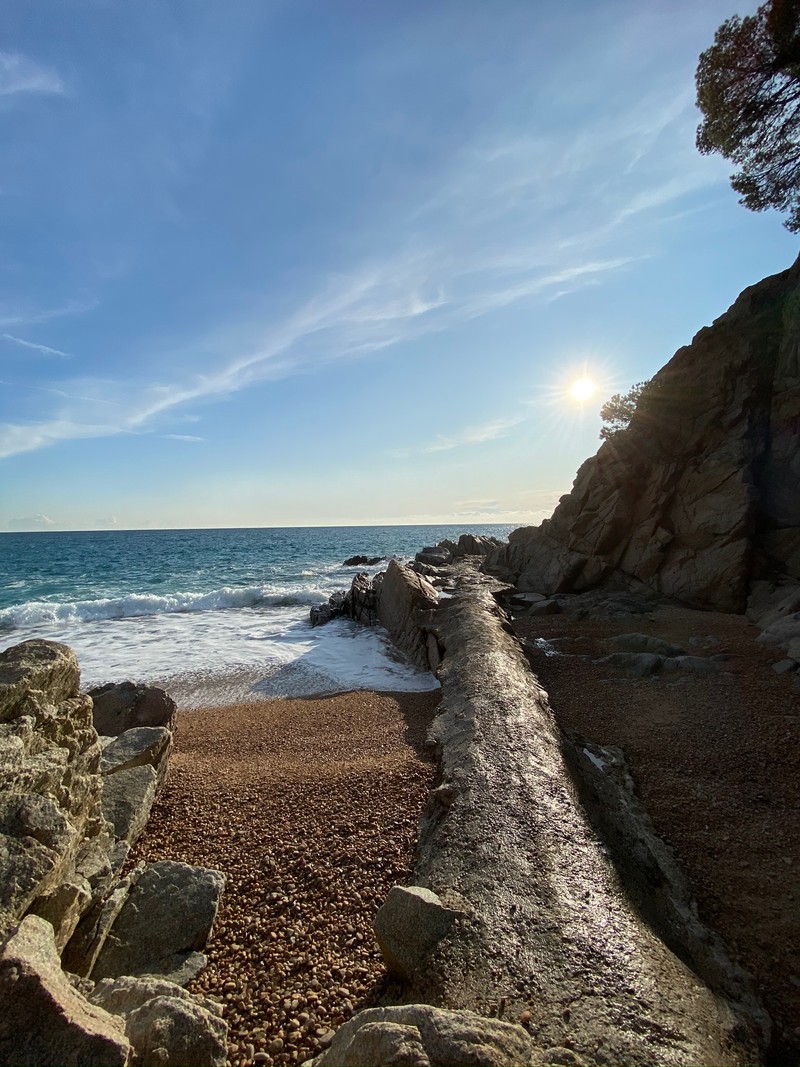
<box><xmin>571</xmin><ymin>377</ymin><xmax>596</xmax><ymax>403</ymax></box>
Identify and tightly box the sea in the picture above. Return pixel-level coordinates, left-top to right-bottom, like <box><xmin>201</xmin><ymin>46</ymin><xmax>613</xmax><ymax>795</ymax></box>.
<box><xmin>0</xmin><ymin>525</ymin><xmax>512</xmax><ymax>707</ymax></box>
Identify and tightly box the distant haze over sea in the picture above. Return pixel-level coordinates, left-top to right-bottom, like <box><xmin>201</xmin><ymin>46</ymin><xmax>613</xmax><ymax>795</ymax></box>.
<box><xmin>0</xmin><ymin>524</ymin><xmax>511</xmax><ymax>706</ymax></box>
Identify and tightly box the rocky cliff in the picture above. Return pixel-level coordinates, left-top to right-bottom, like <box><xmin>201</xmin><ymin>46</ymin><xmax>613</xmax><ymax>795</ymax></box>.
<box><xmin>486</xmin><ymin>256</ymin><xmax>800</xmax><ymax>614</ymax></box>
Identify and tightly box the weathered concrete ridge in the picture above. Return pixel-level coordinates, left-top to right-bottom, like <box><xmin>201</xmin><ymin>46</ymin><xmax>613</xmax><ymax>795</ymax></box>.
<box><xmin>389</xmin><ymin>565</ymin><xmax>765</xmax><ymax>1065</ymax></box>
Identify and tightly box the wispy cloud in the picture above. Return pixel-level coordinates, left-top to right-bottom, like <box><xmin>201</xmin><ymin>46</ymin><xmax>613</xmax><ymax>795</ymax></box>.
<box><xmin>0</xmin><ymin>52</ymin><xmax>64</xmax><ymax>96</ymax></box>
<box><xmin>160</xmin><ymin>433</ymin><xmax>204</xmax><ymax>443</ymax></box>
<box><xmin>0</xmin><ymin>76</ymin><xmax>719</xmax><ymax>461</ymax></box>
<box><xmin>7</xmin><ymin>513</ymin><xmax>56</xmax><ymax>530</ymax></box>
<box><xmin>0</xmin><ymin>297</ymin><xmax>98</xmax><ymax>329</ymax></box>
<box><xmin>2</xmin><ymin>333</ymin><xmax>71</xmax><ymax>358</ymax></box>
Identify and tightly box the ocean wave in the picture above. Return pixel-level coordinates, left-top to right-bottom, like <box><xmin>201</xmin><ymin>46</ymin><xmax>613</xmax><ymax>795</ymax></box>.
<box><xmin>0</xmin><ymin>585</ymin><xmax>327</xmax><ymax>628</ymax></box>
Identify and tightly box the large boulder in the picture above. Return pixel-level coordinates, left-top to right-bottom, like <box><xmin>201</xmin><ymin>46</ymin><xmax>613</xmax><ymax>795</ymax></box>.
<box><xmin>90</xmin><ymin>977</ymin><xmax>227</xmax><ymax>1067</ymax></box>
<box><xmin>0</xmin><ymin>914</ymin><xmax>130</xmax><ymax>1066</ymax></box>
<box><xmin>310</xmin><ymin>1005</ymin><xmax>533</xmax><ymax>1067</ymax></box>
<box><xmin>377</xmin><ymin>561</ymin><xmax>441</xmax><ymax>673</ymax></box>
<box><xmin>100</xmin><ymin>765</ymin><xmax>158</xmax><ymax>845</ymax></box>
<box><xmin>90</xmin><ymin>682</ymin><xmax>176</xmax><ymax>737</ymax></box>
<box><xmin>100</xmin><ymin>726</ymin><xmax>173</xmax><ymax>790</ymax></box>
<box><xmin>90</xmin><ymin>860</ymin><xmax>225</xmax><ymax>982</ymax></box>
<box><xmin>0</xmin><ymin>641</ymin><xmax>109</xmax><ymax>943</ymax></box>
<box><xmin>374</xmin><ymin>886</ymin><xmax>464</xmax><ymax>981</ymax></box>
<box><xmin>486</xmin><ymin>257</ymin><xmax>800</xmax><ymax>612</ymax></box>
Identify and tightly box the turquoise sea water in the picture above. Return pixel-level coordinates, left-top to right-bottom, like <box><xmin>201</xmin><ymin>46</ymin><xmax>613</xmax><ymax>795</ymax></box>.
<box><xmin>0</xmin><ymin>525</ymin><xmax>511</xmax><ymax>706</ymax></box>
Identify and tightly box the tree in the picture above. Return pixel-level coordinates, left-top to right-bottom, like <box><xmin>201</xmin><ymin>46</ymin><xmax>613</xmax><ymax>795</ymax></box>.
<box><xmin>599</xmin><ymin>380</ymin><xmax>651</xmax><ymax>441</ymax></box>
<box><xmin>696</xmin><ymin>0</ymin><xmax>800</xmax><ymax>231</ymax></box>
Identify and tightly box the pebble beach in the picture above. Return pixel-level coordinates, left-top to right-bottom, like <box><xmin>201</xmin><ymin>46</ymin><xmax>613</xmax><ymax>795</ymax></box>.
<box><xmin>128</xmin><ymin>689</ymin><xmax>440</xmax><ymax>1067</ymax></box>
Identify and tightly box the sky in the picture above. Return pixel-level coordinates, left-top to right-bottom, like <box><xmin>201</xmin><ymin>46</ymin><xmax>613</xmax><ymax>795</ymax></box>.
<box><xmin>1</xmin><ymin>0</ymin><xmax>797</xmax><ymax>532</ymax></box>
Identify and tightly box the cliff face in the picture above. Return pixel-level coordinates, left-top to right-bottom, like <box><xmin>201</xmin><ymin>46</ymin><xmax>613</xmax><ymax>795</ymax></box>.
<box><xmin>488</xmin><ymin>256</ymin><xmax>800</xmax><ymax>612</ymax></box>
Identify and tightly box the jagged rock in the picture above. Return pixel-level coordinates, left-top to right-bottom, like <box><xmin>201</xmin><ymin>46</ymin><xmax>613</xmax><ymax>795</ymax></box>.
<box><xmin>123</xmin><ymin>995</ymin><xmax>227</xmax><ymax>1067</ymax></box>
<box><xmin>0</xmin><ymin>641</ymin><xmax>106</xmax><ymax>943</ymax></box>
<box><xmin>101</xmin><ymin>765</ymin><xmax>158</xmax><ymax>844</ymax></box>
<box><xmin>90</xmin><ymin>860</ymin><xmax>224</xmax><ymax>982</ymax></box>
<box><xmin>0</xmin><ymin>640</ymin><xmax>80</xmax><ymax>722</ymax></box>
<box><xmin>486</xmin><ymin>258</ymin><xmax>800</xmax><ymax>612</ymax></box>
<box><xmin>608</xmin><ymin>633</ymin><xmax>685</xmax><ymax>656</ymax></box>
<box><xmin>415</xmin><ymin>546</ymin><xmax>453</xmax><ymax>567</ymax></box>
<box><xmin>310</xmin><ymin>1005</ymin><xmax>533</xmax><ymax>1067</ymax></box>
<box><xmin>374</xmin><ymin>886</ymin><xmax>463</xmax><ymax>981</ymax></box>
<box><xmin>90</xmin><ymin>977</ymin><xmax>227</xmax><ymax>1067</ymax></box>
<box><xmin>0</xmin><ymin>914</ymin><xmax>130</xmax><ymax>1066</ymax></box>
<box><xmin>526</xmin><ymin>597</ymin><xmax>561</xmax><ymax>616</ymax></box>
<box><xmin>100</xmin><ymin>727</ymin><xmax>173</xmax><ymax>789</ymax></box>
<box><xmin>90</xmin><ymin>682</ymin><xmax>176</xmax><ymax>737</ymax></box>
<box><xmin>30</xmin><ymin>877</ymin><xmax>92</xmax><ymax>952</ymax></box>
<box><xmin>62</xmin><ymin>867</ymin><xmax>142</xmax><ymax>979</ymax></box>
<box><xmin>449</xmin><ymin>534</ymin><xmax>503</xmax><ymax>557</ymax></box>
<box><xmin>378</xmin><ymin>561</ymin><xmax>440</xmax><ymax>672</ymax></box>
<box><xmin>343</xmin><ymin>555</ymin><xmax>385</xmax><ymax>567</ymax></box>
<box><xmin>310</xmin><ymin>591</ymin><xmax>347</xmax><ymax>627</ymax></box>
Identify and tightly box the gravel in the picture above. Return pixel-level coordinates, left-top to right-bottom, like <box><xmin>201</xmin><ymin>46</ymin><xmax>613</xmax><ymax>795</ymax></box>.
<box><xmin>128</xmin><ymin>690</ymin><xmax>439</xmax><ymax>1067</ymax></box>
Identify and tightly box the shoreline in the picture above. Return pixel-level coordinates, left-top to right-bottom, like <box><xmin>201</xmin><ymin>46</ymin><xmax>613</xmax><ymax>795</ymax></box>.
<box><xmin>128</xmin><ymin>688</ymin><xmax>441</xmax><ymax>1067</ymax></box>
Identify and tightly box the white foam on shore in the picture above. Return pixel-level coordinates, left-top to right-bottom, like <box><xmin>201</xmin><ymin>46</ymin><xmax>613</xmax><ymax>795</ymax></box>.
<box><xmin>1</xmin><ymin>607</ymin><xmax>439</xmax><ymax>705</ymax></box>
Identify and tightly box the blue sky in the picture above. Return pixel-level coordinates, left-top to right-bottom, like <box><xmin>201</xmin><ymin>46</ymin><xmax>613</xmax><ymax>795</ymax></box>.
<box><xmin>1</xmin><ymin>0</ymin><xmax>796</xmax><ymax>531</ymax></box>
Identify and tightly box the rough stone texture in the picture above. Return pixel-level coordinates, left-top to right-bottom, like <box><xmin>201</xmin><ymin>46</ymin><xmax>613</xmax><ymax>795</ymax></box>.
<box><xmin>311</xmin><ymin>1005</ymin><xmax>533</xmax><ymax>1067</ymax></box>
<box><xmin>406</xmin><ymin>563</ymin><xmax>764</xmax><ymax>1065</ymax></box>
<box><xmin>0</xmin><ymin>640</ymin><xmax>80</xmax><ymax>723</ymax></box>
<box><xmin>374</xmin><ymin>885</ymin><xmax>464</xmax><ymax>982</ymax></box>
<box><xmin>378</xmin><ymin>561</ymin><xmax>441</xmax><ymax>673</ymax></box>
<box><xmin>0</xmin><ymin>641</ymin><xmax>108</xmax><ymax>943</ymax></box>
<box><xmin>124</xmin><ymin>996</ymin><xmax>227</xmax><ymax>1067</ymax></box>
<box><xmin>101</xmin><ymin>765</ymin><xmax>158</xmax><ymax>844</ymax></box>
<box><xmin>485</xmin><ymin>257</ymin><xmax>800</xmax><ymax>612</ymax></box>
<box><xmin>342</xmin><ymin>555</ymin><xmax>385</xmax><ymax>567</ymax></box>
<box><xmin>30</xmin><ymin>877</ymin><xmax>92</xmax><ymax>952</ymax></box>
<box><xmin>90</xmin><ymin>682</ymin><xmax>176</xmax><ymax>737</ymax></box>
<box><xmin>0</xmin><ymin>914</ymin><xmax>130</xmax><ymax>1066</ymax></box>
<box><xmin>90</xmin><ymin>860</ymin><xmax>225</xmax><ymax>982</ymax></box>
<box><xmin>89</xmin><ymin>976</ymin><xmax>227</xmax><ymax>1066</ymax></box>
<box><xmin>62</xmin><ymin>867</ymin><xmax>142</xmax><ymax>979</ymax></box>
<box><xmin>100</xmin><ymin>726</ymin><xmax>173</xmax><ymax>789</ymax></box>
<box><xmin>415</xmin><ymin>546</ymin><xmax>453</xmax><ymax>567</ymax></box>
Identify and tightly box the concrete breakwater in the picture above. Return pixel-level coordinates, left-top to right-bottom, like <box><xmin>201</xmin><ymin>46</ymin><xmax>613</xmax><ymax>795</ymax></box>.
<box><xmin>312</xmin><ymin>552</ymin><xmax>769</xmax><ymax>1066</ymax></box>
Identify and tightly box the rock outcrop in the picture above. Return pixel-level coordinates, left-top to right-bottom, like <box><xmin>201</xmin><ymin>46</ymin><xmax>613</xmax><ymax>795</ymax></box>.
<box><xmin>311</xmin><ymin>560</ymin><xmax>442</xmax><ymax>673</ymax></box>
<box><xmin>486</xmin><ymin>257</ymin><xmax>800</xmax><ymax>615</ymax></box>
<box><xmin>0</xmin><ymin>638</ymin><xmax>227</xmax><ymax>1066</ymax></box>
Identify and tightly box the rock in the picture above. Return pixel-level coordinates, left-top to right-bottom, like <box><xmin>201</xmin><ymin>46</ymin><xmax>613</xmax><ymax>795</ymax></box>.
<box><xmin>415</xmin><ymin>546</ymin><xmax>453</xmax><ymax>567</ymax></box>
<box><xmin>100</xmin><ymin>726</ymin><xmax>173</xmax><ymax>789</ymax></box>
<box><xmin>90</xmin><ymin>976</ymin><xmax>227</xmax><ymax>1066</ymax></box>
<box><xmin>100</xmin><ymin>764</ymin><xmax>158</xmax><ymax>844</ymax></box>
<box><xmin>485</xmin><ymin>258</ymin><xmax>800</xmax><ymax>612</ymax></box>
<box><xmin>90</xmin><ymin>860</ymin><xmax>224</xmax><ymax>981</ymax></box>
<box><xmin>0</xmin><ymin>915</ymin><xmax>130</xmax><ymax>1066</ymax></box>
<box><xmin>0</xmin><ymin>640</ymin><xmax>80</xmax><ymax>722</ymax></box>
<box><xmin>377</xmin><ymin>561</ymin><xmax>440</xmax><ymax>672</ymax></box>
<box><xmin>0</xmin><ymin>640</ymin><xmax>107</xmax><ymax>943</ymax></box>
<box><xmin>594</xmin><ymin>652</ymin><xmax>665</xmax><ymax>676</ymax></box>
<box><xmin>526</xmin><ymin>597</ymin><xmax>561</xmax><ymax>616</ymax></box>
<box><xmin>342</xmin><ymin>555</ymin><xmax>385</xmax><ymax>567</ymax></box>
<box><xmin>310</xmin><ymin>1005</ymin><xmax>533</xmax><ymax>1067</ymax></box>
<box><xmin>62</xmin><ymin>867</ymin><xmax>142</xmax><ymax>979</ymax></box>
<box><xmin>450</xmin><ymin>534</ymin><xmax>503</xmax><ymax>558</ymax></box>
<box><xmin>374</xmin><ymin>886</ymin><xmax>463</xmax><ymax>981</ymax></box>
<box><xmin>30</xmin><ymin>877</ymin><xmax>92</xmax><ymax>951</ymax></box>
<box><xmin>90</xmin><ymin>681</ymin><xmax>176</xmax><ymax>736</ymax></box>
<box><xmin>772</xmin><ymin>658</ymin><xmax>798</xmax><ymax>674</ymax></box>
<box><xmin>124</xmin><ymin>995</ymin><xmax>227</xmax><ymax>1067</ymax></box>
<box><xmin>608</xmin><ymin>633</ymin><xmax>686</xmax><ymax>656</ymax></box>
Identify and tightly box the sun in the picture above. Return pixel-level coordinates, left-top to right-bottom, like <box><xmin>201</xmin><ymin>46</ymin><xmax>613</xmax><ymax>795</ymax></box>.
<box><xmin>570</xmin><ymin>377</ymin><xmax>596</xmax><ymax>403</ymax></box>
